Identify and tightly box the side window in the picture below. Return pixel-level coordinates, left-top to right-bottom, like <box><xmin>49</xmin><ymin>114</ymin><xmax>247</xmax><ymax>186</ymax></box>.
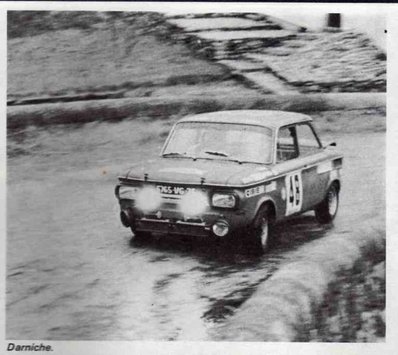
<box><xmin>296</xmin><ymin>124</ymin><xmax>321</xmax><ymax>155</ymax></box>
<box><xmin>277</xmin><ymin>126</ymin><xmax>298</xmax><ymax>162</ymax></box>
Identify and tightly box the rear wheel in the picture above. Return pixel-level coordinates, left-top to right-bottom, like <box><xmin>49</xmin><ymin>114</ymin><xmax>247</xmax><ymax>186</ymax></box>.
<box><xmin>250</xmin><ymin>205</ymin><xmax>274</xmax><ymax>253</ymax></box>
<box><xmin>315</xmin><ymin>183</ymin><xmax>339</xmax><ymax>224</ymax></box>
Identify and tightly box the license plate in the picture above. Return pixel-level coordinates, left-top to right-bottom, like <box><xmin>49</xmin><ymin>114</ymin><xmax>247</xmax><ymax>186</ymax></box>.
<box><xmin>156</xmin><ymin>185</ymin><xmax>196</xmax><ymax>195</ymax></box>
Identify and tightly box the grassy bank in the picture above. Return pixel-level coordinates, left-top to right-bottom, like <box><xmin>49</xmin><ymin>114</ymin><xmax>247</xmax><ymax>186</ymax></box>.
<box><xmin>214</xmin><ymin>217</ymin><xmax>385</xmax><ymax>342</ymax></box>
<box><xmin>302</xmin><ymin>257</ymin><xmax>385</xmax><ymax>342</ymax></box>
<box><xmin>7</xmin><ymin>93</ymin><xmax>385</xmax><ymax>129</ymax></box>
<box><xmin>8</xmin><ymin>11</ymin><xmax>257</xmax><ymax>102</ymax></box>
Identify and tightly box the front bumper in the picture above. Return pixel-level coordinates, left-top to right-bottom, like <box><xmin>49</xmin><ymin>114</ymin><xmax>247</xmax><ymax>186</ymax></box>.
<box><xmin>134</xmin><ymin>217</ymin><xmax>210</xmax><ymax>237</ymax></box>
<box><xmin>119</xmin><ymin>199</ymin><xmax>247</xmax><ymax>238</ymax></box>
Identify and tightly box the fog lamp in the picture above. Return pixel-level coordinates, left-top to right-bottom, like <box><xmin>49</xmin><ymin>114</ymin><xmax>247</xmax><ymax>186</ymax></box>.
<box><xmin>180</xmin><ymin>190</ymin><xmax>208</xmax><ymax>216</ymax></box>
<box><xmin>212</xmin><ymin>221</ymin><xmax>229</xmax><ymax>237</ymax></box>
<box><xmin>136</xmin><ymin>186</ymin><xmax>161</xmax><ymax>212</ymax></box>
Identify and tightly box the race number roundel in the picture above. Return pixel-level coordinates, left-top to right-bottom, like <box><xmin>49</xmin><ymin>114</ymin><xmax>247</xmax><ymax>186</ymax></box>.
<box><xmin>285</xmin><ymin>172</ymin><xmax>303</xmax><ymax>216</ymax></box>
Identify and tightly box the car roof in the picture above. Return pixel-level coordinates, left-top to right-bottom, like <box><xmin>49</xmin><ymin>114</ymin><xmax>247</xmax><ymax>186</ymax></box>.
<box><xmin>177</xmin><ymin>110</ymin><xmax>312</xmax><ymax>129</ymax></box>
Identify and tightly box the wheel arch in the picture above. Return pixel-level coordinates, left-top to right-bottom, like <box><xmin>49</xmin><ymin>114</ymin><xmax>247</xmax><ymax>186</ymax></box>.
<box><xmin>320</xmin><ymin>179</ymin><xmax>340</xmax><ymax>203</ymax></box>
<box><xmin>253</xmin><ymin>196</ymin><xmax>277</xmax><ymax>224</ymax></box>
<box><xmin>315</xmin><ymin>178</ymin><xmax>340</xmax><ymax>224</ymax></box>
<box><xmin>329</xmin><ymin>179</ymin><xmax>341</xmax><ymax>193</ymax></box>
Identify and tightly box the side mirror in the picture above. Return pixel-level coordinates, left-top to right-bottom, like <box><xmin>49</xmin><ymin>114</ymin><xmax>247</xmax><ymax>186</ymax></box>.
<box><xmin>324</xmin><ymin>141</ymin><xmax>337</xmax><ymax>148</ymax></box>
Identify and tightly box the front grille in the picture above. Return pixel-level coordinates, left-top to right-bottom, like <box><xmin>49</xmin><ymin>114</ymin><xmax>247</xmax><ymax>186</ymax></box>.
<box><xmin>160</xmin><ymin>194</ymin><xmax>181</xmax><ymax>210</ymax></box>
<box><xmin>162</xmin><ymin>202</ymin><xmax>179</xmax><ymax>210</ymax></box>
<box><xmin>160</xmin><ymin>194</ymin><xmax>182</xmax><ymax>201</ymax></box>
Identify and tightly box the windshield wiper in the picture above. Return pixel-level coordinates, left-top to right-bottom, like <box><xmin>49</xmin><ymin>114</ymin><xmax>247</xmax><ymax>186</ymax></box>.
<box><xmin>234</xmin><ymin>160</ymin><xmax>268</xmax><ymax>165</ymax></box>
<box><xmin>205</xmin><ymin>150</ymin><xmax>229</xmax><ymax>157</ymax></box>
<box><xmin>224</xmin><ymin>158</ymin><xmax>269</xmax><ymax>165</ymax></box>
<box><xmin>162</xmin><ymin>152</ymin><xmax>188</xmax><ymax>157</ymax></box>
<box><xmin>162</xmin><ymin>152</ymin><xmax>194</xmax><ymax>159</ymax></box>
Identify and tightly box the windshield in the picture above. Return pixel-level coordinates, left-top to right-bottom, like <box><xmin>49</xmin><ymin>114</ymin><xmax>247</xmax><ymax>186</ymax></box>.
<box><xmin>162</xmin><ymin>122</ymin><xmax>273</xmax><ymax>164</ymax></box>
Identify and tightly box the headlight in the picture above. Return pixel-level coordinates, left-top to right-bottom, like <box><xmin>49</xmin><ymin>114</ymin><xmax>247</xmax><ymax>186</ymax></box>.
<box><xmin>180</xmin><ymin>190</ymin><xmax>208</xmax><ymax>216</ymax></box>
<box><xmin>118</xmin><ymin>185</ymin><xmax>140</xmax><ymax>200</ymax></box>
<box><xmin>211</xmin><ymin>193</ymin><xmax>237</xmax><ymax>208</ymax></box>
<box><xmin>136</xmin><ymin>186</ymin><xmax>161</xmax><ymax>212</ymax></box>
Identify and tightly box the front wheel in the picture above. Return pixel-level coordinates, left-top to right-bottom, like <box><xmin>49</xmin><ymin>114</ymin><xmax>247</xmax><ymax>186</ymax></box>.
<box><xmin>250</xmin><ymin>205</ymin><xmax>274</xmax><ymax>253</ymax></box>
<box><xmin>315</xmin><ymin>183</ymin><xmax>339</xmax><ymax>224</ymax></box>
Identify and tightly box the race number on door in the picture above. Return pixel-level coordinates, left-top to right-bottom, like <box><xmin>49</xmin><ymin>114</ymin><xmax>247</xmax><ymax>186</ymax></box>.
<box><xmin>285</xmin><ymin>172</ymin><xmax>303</xmax><ymax>215</ymax></box>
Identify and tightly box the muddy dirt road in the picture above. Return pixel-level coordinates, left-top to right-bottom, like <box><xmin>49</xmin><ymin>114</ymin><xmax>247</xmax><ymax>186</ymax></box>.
<box><xmin>6</xmin><ymin>117</ymin><xmax>385</xmax><ymax>340</ymax></box>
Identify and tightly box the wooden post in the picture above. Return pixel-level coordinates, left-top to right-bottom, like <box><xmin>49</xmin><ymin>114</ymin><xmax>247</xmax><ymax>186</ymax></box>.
<box><xmin>327</xmin><ymin>13</ymin><xmax>341</xmax><ymax>28</ymax></box>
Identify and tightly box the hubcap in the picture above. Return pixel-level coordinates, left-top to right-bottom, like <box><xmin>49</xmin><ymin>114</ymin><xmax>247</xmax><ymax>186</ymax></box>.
<box><xmin>328</xmin><ymin>188</ymin><xmax>338</xmax><ymax>216</ymax></box>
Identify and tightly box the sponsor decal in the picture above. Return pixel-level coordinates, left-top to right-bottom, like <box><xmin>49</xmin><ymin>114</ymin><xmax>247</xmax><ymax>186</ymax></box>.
<box><xmin>245</xmin><ymin>181</ymin><xmax>276</xmax><ymax>198</ymax></box>
<box><xmin>285</xmin><ymin>172</ymin><xmax>303</xmax><ymax>216</ymax></box>
<box><xmin>245</xmin><ymin>185</ymin><xmax>265</xmax><ymax>198</ymax></box>
<box><xmin>317</xmin><ymin>161</ymin><xmax>333</xmax><ymax>174</ymax></box>
<box><xmin>157</xmin><ymin>185</ymin><xmax>196</xmax><ymax>195</ymax></box>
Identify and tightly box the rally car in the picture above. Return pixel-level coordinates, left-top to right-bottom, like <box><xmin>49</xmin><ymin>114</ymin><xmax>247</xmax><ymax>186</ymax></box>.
<box><xmin>115</xmin><ymin>110</ymin><xmax>343</xmax><ymax>252</ymax></box>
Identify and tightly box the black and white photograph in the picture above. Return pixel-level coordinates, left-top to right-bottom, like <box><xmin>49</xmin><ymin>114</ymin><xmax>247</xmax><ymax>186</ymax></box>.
<box><xmin>2</xmin><ymin>1</ymin><xmax>396</xmax><ymax>354</ymax></box>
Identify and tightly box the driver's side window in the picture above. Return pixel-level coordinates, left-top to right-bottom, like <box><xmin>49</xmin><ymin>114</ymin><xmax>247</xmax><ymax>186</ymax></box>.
<box><xmin>277</xmin><ymin>126</ymin><xmax>298</xmax><ymax>162</ymax></box>
<box><xmin>296</xmin><ymin>123</ymin><xmax>322</xmax><ymax>155</ymax></box>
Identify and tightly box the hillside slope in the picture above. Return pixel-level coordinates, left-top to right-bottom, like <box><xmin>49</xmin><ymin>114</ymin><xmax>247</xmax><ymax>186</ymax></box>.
<box><xmin>7</xmin><ymin>11</ymin><xmax>260</xmax><ymax>102</ymax></box>
<box><xmin>8</xmin><ymin>11</ymin><xmax>386</xmax><ymax>104</ymax></box>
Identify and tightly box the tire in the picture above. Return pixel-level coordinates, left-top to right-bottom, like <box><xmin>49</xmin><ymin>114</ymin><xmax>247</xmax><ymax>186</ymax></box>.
<box><xmin>250</xmin><ymin>205</ymin><xmax>274</xmax><ymax>253</ymax></box>
<box><xmin>315</xmin><ymin>183</ymin><xmax>339</xmax><ymax>224</ymax></box>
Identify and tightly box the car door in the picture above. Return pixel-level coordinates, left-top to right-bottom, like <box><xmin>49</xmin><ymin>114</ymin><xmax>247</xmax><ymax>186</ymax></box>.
<box><xmin>273</xmin><ymin>123</ymin><xmax>330</xmax><ymax>217</ymax></box>
<box><xmin>273</xmin><ymin>124</ymin><xmax>306</xmax><ymax>217</ymax></box>
<box><xmin>295</xmin><ymin>122</ymin><xmax>331</xmax><ymax>210</ymax></box>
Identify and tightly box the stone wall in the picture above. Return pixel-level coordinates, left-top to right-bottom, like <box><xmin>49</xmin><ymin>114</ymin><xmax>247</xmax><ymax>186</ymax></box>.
<box><xmin>166</xmin><ymin>13</ymin><xmax>386</xmax><ymax>94</ymax></box>
<box><xmin>251</xmin><ymin>31</ymin><xmax>386</xmax><ymax>93</ymax></box>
